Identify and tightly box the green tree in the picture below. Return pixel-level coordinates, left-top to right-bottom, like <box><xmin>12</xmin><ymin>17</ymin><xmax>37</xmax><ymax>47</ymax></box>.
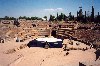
<box><xmin>57</xmin><ymin>13</ymin><xmax>67</xmax><ymax>21</ymax></box>
<box><xmin>9</xmin><ymin>17</ymin><xmax>15</xmax><ymax>20</ymax></box>
<box><xmin>4</xmin><ymin>16</ymin><xmax>9</xmax><ymax>20</ymax></box>
<box><xmin>19</xmin><ymin>16</ymin><xmax>27</xmax><ymax>19</ymax></box>
<box><xmin>49</xmin><ymin>15</ymin><xmax>55</xmax><ymax>21</ymax></box>
<box><xmin>43</xmin><ymin>16</ymin><xmax>47</xmax><ymax>21</ymax></box>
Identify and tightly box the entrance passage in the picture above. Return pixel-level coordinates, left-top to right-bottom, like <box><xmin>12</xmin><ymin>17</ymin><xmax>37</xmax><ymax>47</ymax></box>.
<box><xmin>51</xmin><ymin>30</ymin><xmax>56</xmax><ymax>37</ymax></box>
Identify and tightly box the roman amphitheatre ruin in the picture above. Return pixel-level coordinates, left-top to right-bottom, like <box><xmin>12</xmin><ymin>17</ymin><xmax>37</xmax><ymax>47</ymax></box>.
<box><xmin>0</xmin><ymin>18</ymin><xmax>100</xmax><ymax>66</ymax></box>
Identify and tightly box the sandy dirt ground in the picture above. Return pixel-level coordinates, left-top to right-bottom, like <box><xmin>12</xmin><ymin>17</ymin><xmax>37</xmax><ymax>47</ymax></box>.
<box><xmin>0</xmin><ymin>39</ymin><xmax>100</xmax><ymax>66</ymax></box>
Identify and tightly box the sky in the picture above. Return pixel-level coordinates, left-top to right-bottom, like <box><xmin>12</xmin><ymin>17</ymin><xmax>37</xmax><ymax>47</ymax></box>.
<box><xmin>0</xmin><ymin>0</ymin><xmax>100</xmax><ymax>18</ymax></box>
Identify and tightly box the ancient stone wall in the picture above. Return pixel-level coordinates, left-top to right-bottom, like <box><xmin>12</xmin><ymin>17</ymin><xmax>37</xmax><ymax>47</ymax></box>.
<box><xmin>0</xmin><ymin>20</ymin><xmax>14</xmax><ymax>25</ymax></box>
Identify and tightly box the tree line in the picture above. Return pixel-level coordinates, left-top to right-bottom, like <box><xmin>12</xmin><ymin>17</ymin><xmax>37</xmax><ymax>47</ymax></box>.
<box><xmin>0</xmin><ymin>16</ymin><xmax>43</xmax><ymax>20</ymax></box>
<box><xmin>0</xmin><ymin>6</ymin><xmax>100</xmax><ymax>24</ymax></box>
<box><xmin>48</xmin><ymin>6</ymin><xmax>100</xmax><ymax>23</ymax></box>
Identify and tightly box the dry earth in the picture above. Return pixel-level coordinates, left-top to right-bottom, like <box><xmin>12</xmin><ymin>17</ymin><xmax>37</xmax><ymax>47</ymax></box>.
<box><xmin>0</xmin><ymin>39</ymin><xmax>100</xmax><ymax>66</ymax></box>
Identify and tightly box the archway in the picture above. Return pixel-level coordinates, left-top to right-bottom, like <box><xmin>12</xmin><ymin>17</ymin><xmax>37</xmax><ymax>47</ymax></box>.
<box><xmin>0</xmin><ymin>39</ymin><xmax>4</xmax><ymax>43</ymax></box>
<box><xmin>51</xmin><ymin>30</ymin><xmax>57</xmax><ymax>37</ymax></box>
